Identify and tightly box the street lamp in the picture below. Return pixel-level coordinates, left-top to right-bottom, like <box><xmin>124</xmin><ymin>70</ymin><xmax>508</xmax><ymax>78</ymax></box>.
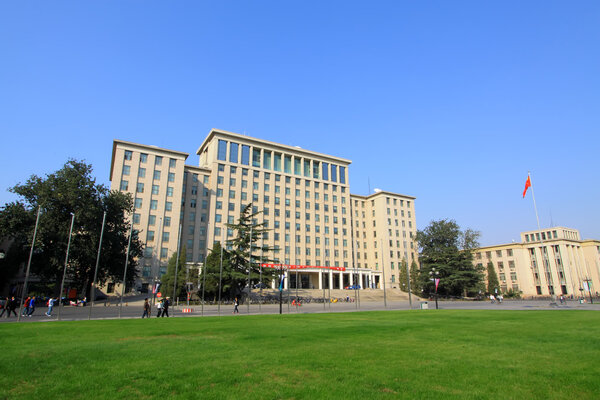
<box><xmin>429</xmin><ymin>268</ymin><xmax>440</xmax><ymax>309</ymax></box>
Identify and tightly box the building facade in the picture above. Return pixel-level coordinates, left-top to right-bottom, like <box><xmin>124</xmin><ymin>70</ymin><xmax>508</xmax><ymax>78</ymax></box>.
<box><xmin>109</xmin><ymin>129</ymin><xmax>418</xmax><ymax>293</ymax></box>
<box><xmin>474</xmin><ymin>227</ymin><xmax>600</xmax><ymax>298</ymax></box>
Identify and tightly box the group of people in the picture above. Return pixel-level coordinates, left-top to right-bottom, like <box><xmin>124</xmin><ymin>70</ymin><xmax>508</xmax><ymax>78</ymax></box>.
<box><xmin>489</xmin><ymin>294</ymin><xmax>504</xmax><ymax>304</ymax></box>
<box><xmin>142</xmin><ymin>297</ymin><xmax>170</xmax><ymax>318</ymax></box>
<box><xmin>0</xmin><ymin>297</ymin><xmax>18</xmax><ymax>317</ymax></box>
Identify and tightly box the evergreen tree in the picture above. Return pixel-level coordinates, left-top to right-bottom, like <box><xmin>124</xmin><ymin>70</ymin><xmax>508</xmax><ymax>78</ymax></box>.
<box><xmin>398</xmin><ymin>259</ymin><xmax>409</xmax><ymax>292</ymax></box>
<box><xmin>416</xmin><ymin>219</ymin><xmax>484</xmax><ymax>297</ymax></box>
<box><xmin>409</xmin><ymin>260</ymin><xmax>421</xmax><ymax>296</ymax></box>
<box><xmin>486</xmin><ymin>261</ymin><xmax>500</xmax><ymax>295</ymax></box>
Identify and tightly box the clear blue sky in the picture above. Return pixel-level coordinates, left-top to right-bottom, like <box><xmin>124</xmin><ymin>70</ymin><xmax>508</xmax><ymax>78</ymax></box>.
<box><xmin>1</xmin><ymin>1</ymin><xmax>598</xmax><ymax>246</ymax></box>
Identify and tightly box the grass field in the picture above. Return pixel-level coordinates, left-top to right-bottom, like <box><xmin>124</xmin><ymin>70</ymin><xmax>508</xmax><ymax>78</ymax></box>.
<box><xmin>1</xmin><ymin>310</ymin><xmax>599</xmax><ymax>400</ymax></box>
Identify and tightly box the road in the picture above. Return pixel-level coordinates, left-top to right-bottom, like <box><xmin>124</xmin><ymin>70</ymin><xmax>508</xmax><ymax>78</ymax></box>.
<box><xmin>2</xmin><ymin>297</ymin><xmax>598</xmax><ymax>323</ymax></box>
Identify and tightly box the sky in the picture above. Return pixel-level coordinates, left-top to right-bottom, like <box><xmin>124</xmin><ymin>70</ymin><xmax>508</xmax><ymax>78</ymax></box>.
<box><xmin>1</xmin><ymin>1</ymin><xmax>598</xmax><ymax>246</ymax></box>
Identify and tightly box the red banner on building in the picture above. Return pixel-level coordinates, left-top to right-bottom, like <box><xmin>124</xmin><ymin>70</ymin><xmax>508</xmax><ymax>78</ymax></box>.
<box><xmin>260</xmin><ymin>263</ymin><xmax>346</xmax><ymax>271</ymax></box>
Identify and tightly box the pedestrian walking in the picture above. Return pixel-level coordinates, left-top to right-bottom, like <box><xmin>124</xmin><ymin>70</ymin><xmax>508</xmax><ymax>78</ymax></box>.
<box><xmin>142</xmin><ymin>298</ymin><xmax>151</xmax><ymax>318</ymax></box>
<box><xmin>498</xmin><ymin>294</ymin><xmax>503</xmax><ymax>304</ymax></box>
<box><xmin>233</xmin><ymin>297</ymin><xmax>239</xmax><ymax>314</ymax></box>
<box><xmin>22</xmin><ymin>296</ymin><xmax>31</xmax><ymax>316</ymax></box>
<box><xmin>156</xmin><ymin>298</ymin><xmax>163</xmax><ymax>317</ymax></box>
<box><xmin>6</xmin><ymin>297</ymin><xmax>18</xmax><ymax>317</ymax></box>
<box><xmin>489</xmin><ymin>294</ymin><xmax>496</xmax><ymax>304</ymax></box>
<box><xmin>161</xmin><ymin>297</ymin><xmax>170</xmax><ymax>317</ymax></box>
<box><xmin>0</xmin><ymin>297</ymin><xmax>6</xmax><ymax>318</ymax></box>
<box><xmin>45</xmin><ymin>297</ymin><xmax>56</xmax><ymax>316</ymax></box>
<box><xmin>27</xmin><ymin>296</ymin><xmax>36</xmax><ymax>317</ymax></box>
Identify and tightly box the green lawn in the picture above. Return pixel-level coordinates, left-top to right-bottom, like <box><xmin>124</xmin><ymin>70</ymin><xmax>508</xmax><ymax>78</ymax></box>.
<box><xmin>1</xmin><ymin>310</ymin><xmax>599</xmax><ymax>400</ymax></box>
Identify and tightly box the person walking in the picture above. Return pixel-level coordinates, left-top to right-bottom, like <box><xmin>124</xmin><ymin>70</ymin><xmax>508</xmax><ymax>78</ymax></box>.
<box><xmin>21</xmin><ymin>296</ymin><xmax>31</xmax><ymax>316</ymax></box>
<box><xmin>0</xmin><ymin>297</ymin><xmax>6</xmax><ymax>318</ymax></box>
<box><xmin>161</xmin><ymin>297</ymin><xmax>170</xmax><ymax>317</ymax></box>
<box><xmin>233</xmin><ymin>297</ymin><xmax>239</xmax><ymax>314</ymax></box>
<box><xmin>142</xmin><ymin>298</ymin><xmax>151</xmax><ymax>318</ymax></box>
<box><xmin>489</xmin><ymin>294</ymin><xmax>496</xmax><ymax>304</ymax></box>
<box><xmin>156</xmin><ymin>298</ymin><xmax>163</xmax><ymax>317</ymax></box>
<box><xmin>45</xmin><ymin>297</ymin><xmax>56</xmax><ymax>317</ymax></box>
<box><xmin>6</xmin><ymin>297</ymin><xmax>18</xmax><ymax>318</ymax></box>
<box><xmin>27</xmin><ymin>296</ymin><xmax>36</xmax><ymax>317</ymax></box>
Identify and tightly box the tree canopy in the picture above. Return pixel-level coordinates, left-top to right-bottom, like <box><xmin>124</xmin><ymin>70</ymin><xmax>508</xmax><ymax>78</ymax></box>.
<box><xmin>415</xmin><ymin>219</ymin><xmax>484</xmax><ymax>297</ymax></box>
<box><xmin>199</xmin><ymin>203</ymin><xmax>276</xmax><ymax>301</ymax></box>
<box><xmin>0</xmin><ymin>160</ymin><xmax>143</xmax><ymax>297</ymax></box>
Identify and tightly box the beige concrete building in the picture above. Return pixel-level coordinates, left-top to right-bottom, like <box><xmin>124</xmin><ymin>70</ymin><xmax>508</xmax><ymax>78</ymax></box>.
<box><xmin>474</xmin><ymin>227</ymin><xmax>600</xmax><ymax>298</ymax></box>
<box><xmin>109</xmin><ymin>129</ymin><xmax>418</xmax><ymax>293</ymax></box>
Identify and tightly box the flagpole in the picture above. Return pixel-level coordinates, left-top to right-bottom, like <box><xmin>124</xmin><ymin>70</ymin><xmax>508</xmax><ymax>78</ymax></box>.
<box><xmin>528</xmin><ymin>172</ymin><xmax>542</xmax><ymax>232</ymax></box>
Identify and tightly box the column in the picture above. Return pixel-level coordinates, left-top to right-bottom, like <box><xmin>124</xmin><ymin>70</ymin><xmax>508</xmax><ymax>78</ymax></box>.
<box><xmin>318</xmin><ymin>270</ymin><xmax>323</xmax><ymax>290</ymax></box>
<box><xmin>359</xmin><ymin>271</ymin><xmax>363</xmax><ymax>289</ymax></box>
<box><xmin>338</xmin><ymin>272</ymin><xmax>343</xmax><ymax>289</ymax></box>
<box><xmin>329</xmin><ymin>270</ymin><xmax>333</xmax><ymax>290</ymax></box>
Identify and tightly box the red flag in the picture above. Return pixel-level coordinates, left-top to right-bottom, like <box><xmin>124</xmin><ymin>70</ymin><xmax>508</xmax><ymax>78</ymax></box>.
<box><xmin>522</xmin><ymin>176</ymin><xmax>531</xmax><ymax>198</ymax></box>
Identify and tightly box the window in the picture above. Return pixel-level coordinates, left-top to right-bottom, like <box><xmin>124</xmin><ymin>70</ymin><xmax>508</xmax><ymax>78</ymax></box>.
<box><xmin>150</xmin><ymin>200</ymin><xmax>158</xmax><ymax>210</ymax></box>
<box><xmin>147</xmin><ymin>231</ymin><xmax>155</xmax><ymax>241</ymax></box>
<box><xmin>274</xmin><ymin>153</ymin><xmax>282</xmax><ymax>171</ymax></box>
<box><xmin>241</xmin><ymin>145</ymin><xmax>250</xmax><ymax>165</ymax></box>
<box><xmin>155</xmin><ymin>156</ymin><xmax>162</xmax><ymax>166</ymax></box>
<box><xmin>138</xmin><ymin>168</ymin><xmax>146</xmax><ymax>178</ymax></box>
<box><xmin>133</xmin><ymin>213</ymin><xmax>141</xmax><ymax>224</ymax></box>
<box><xmin>120</xmin><ymin>180</ymin><xmax>128</xmax><ymax>191</ymax></box>
<box><xmin>152</xmin><ymin>185</ymin><xmax>159</xmax><ymax>195</ymax></box>
<box><xmin>229</xmin><ymin>142</ymin><xmax>239</xmax><ymax>163</ymax></box>
<box><xmin>162</xmin><ymin>231</ymin><xmax>170</xmax><ymax>243</ymax></box>
<box><xmin>322</xmin><ymin>162</ymin><xmax>329</xmax><ymax>180</ymax></box>
<box><xmin>140</xmin><ymin>153</ymin><xmax>148</xmax><ymax>163</ymax></box>
<box><xmin>135</xmin><ymin>198</ymin><xmax>142</xmax><ymax>208</ymax></box>
<box><xmin>164</xmin><ymin>217</ymin><xmax>171</xmax><ymax>227</ymax></box>
<box><xmin>339</xmin><ymin>166</ymin><xmax>346</xmax><ymax>184</ymax></box>
<box><xmin>169</xmin><ymin>158</ymin><xmax>177</xmax><ymax>168</ymax></box>
<box><xmin>217</xmin><ymin>140</ymin><xmax>227</xmax><ymax>161</ymax></box>
<box><xmin>168</xmin><ymin>172</ymin><xmax>175</xmax><ymax>182</ymax></box>
<box><xmin>331</xmin><ymin>165</ymin><xmax>337</xmax><ymax>182</ymax></box>
<box><xmin>252</xmin><ymin>149</ymin><xmax>261</xmax><ymax>167</ymax></box>
<box><xmin>167</xmin><ymin>187</ymin><xmax>174</xmax><ymax>197</ymax></box>
<box><xmin>124</xmin><ymin>150</ymin><xmax>132</xmax><ymax>160</ymax></box>
<box><xmin>165</xmin><ymin>201</ymin><xmax>172</xmax><ymax>211</ymax></box>
<box><xmin>153</xmin><ymin>170</ymin><xmax>161</xmax><ymax>180</ymax></box>
<box><xmin>148</xmin><ymin>215</ymin><xmax>156</xmax><ymax>225</ymax></box>
<box><xmin>263</xmin><ymin>151</ymin><xmax>272</xmax><ymax>169</ymax></box>
<box><xmin>294</xmin><ymin>158</ymin><xmax>301</xmax><ymax>175</ymax></box>
<box><xmin>284</xmin><ymin>155</ymin><xmax>292</xmax><ymax>173</ymax></box>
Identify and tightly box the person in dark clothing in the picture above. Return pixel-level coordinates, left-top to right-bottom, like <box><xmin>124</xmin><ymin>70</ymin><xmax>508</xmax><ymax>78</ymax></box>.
<box><xmin>6</xmin><ymin>297</ymin><xmax>18</xmax><ymax>317</ymax></box>
<box><xmin>142</xmin><ymin>298</ymin><xmax>151</xmax><ymax>318</ymax></box>
<box><xmin>233</xmin><ymin>297</ymin><xmax>239</xmax><ymax>314</ymax></box>
<box><xmin>161</xmin><ymin>297</ymin><xmax>170</xmax><ymax>317</ymax></box>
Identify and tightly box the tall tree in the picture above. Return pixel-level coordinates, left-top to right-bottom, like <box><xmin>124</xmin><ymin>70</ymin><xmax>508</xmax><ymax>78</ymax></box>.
<box><xmin>161</xmin><ymin>246</ymin><xmax>188</xmax><ymax>300</ymax></box>
<box><xmin>415</xmin><ymin>219</ymin><xmax>484</xmax><ymax>297</ymax></box>
<box><xmin>398</xmin><ymin>259</ymin><xmax>409</xmax><ymax>292</ymax></box>
<box><xmin>225</xmin><ymin>203</ymin><xmax>276</xmax><ymax>297</ymax></box>
<box><xmin>409</xmin><ymin>260</ymin><xmax>421</xmax><ymax>296</ymax></box>
<box><xmin>0</xmin><ymin>160</ymin><xmax>143</xmax><ymax>297</ymax></box>
<box><xmin>487</xmin><ymin>261</ymin><xmax>500</xmax><ymax>295</ymax></box>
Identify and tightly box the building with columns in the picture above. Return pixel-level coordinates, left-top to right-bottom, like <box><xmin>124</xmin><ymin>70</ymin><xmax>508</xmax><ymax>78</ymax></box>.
<box><xmin>473</xmin><ymin>227</ymin><xmax>600</xmax><ymax>298</ymax></box>
<box><xmin>109</xmin><ymin>129</ymin><xmax>418</xmax><ymax>293</ymax></box>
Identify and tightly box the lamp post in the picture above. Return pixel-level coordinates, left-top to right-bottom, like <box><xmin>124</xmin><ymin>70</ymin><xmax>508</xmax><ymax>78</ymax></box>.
<box><xmin>429</xmin><ymin>268</ymin><xmax>440</xmax><ymax>309</ymax></box>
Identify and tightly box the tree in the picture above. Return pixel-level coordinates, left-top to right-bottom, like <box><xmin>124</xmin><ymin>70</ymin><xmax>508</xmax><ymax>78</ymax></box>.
<box><xmin>161</xmin><ymin>246</ymin><xmax>188</xmax><ymax>300</ymax></box>
<box><xmin>0</xmin><ymin>160</ymin><xmax>143</xmax><ymax>297</ymax></box>
<box><xmin>415</xmin><ymin>219</ymin><xmax>484</xmax><ymax>297</ymax></box>
<box><xmin>486</xmin><ymin>261</ymin><xmax>500</xmax><ymax>295</ymax></box>
<box><xmin>398</xmin><ymin>259</ymin><xmax>409</xmax><ymax>292</ymax></box>
<box><xmin>200</xmin><ymin>241</ymin><xmax>232</xmax><ymax>301</ymax></box>
<box><xmin>409</xmin><ymin>260</ymin><xmax>421</xmax><ymax>296</ymax></box>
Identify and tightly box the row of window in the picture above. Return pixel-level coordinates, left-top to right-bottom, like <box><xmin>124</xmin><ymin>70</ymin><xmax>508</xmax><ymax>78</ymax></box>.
<box><xmin>476</xmin><ymin>249</ymin><xmax>515</xmax><ymax>259</ymax></box>
<box><xmin>525</xmin><ymin>230</ymin><xmax>560</xmax><ymax>242</ymax></box>
<box><xmin>217</xmin><ymin>140</ymin><xmax>347</xmax><ymax>184</ymax></box>
<box><xmin>124</xmin><ymin>151</ymin><xmax>178</xmax><ymax>169</ymax></box>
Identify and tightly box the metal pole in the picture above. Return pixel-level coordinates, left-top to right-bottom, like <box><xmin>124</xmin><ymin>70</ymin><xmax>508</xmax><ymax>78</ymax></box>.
<box><xmin>17</xmin><ymin>207</ymin><xmax>41</xmax><ymax>322</ymax></box>
<box><xmin>173</xmin><ymin>224</ymin><xmax>182</xmax><ymax>303</ymax></box>
<box><xmin>380</xmin><ymin>239</ymin><xmax>387</xmax><ymax>308</ymax></box>
<box><xmin>201</xmin><ymin>261</ymin><xmax>206</xmax><ymax>316</ymax></box>
<box><xmin>295</xmin><ymin>269</ymin><xmax>299</xmax><ymax>312</ymax></box>
<box><xmin>218</xmin><ymin>233</ymin><xmax>224</xmax><ymax>316</ymax></box>
<box><xmin>279</xmin><ymin>265</ymin><xmax>283</xmax><ymax>314</ymax></box>
<box><xmin>119</xmin><ymin>219</ymin><xmax>134</xmax><ymax>319</ymax></box>
<box><xmin>322</xmin><ymin>271</ymin><xmax>326</xmax><ymax>311</ymax></box>
<box><xmin>247</xmin><ymin>225</ymin><xmax>253</xmax><ymax>314</ymax></box>
<box><xmin>58</xmin><ymin>212</ymin><xmax>75</xmax><ymax>321</ymax></box>
<box><xmin>406</xmin><ymin>259</ymin><xmax>413</xmax><ymax>309</ymax></box>
<box><xmin>259</xmin><ymin>235</ymin><xmax>263</xmax><ymax>313</ymax></box>
<box><xmin>88</xmin><ymin>211</ymin><xmax>107</xmax><ymax>320</ymax></box>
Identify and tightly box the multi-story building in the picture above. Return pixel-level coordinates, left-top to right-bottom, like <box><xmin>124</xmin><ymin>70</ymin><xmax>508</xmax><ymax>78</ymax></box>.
<box><xmin>109</xmin><ymin>129</ymin><xmax>418</xmax><ymax>293</ymax></box>
<box><xmin>474</xmin><ymin>227</ymin><xmax>600</xmax><ymax>298</ymax></box>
